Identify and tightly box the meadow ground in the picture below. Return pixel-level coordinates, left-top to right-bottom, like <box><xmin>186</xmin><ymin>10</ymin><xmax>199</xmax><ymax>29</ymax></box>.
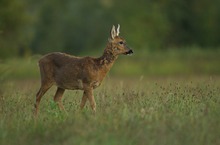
<box><xmin>0</xmin><ymin>76</ymin><xmax>220</xmax><ymax>145</ymax></box>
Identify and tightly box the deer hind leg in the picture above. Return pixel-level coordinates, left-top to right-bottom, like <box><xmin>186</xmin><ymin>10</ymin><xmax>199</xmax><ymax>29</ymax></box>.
<box><xmin>54</xmin><ymin>87</ymin><xmax>66</xmax><ymax>111</ymax></box>
<box><xmin>34</xmin><ymin>83</ymin><xmax>52</xmax><ymax>116</ymax></box>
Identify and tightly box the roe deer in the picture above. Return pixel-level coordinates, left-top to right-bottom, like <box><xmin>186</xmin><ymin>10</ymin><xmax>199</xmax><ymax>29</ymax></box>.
<box><xmin>34</xmin><ymin>24</ymin><xmax>133</xmax><ymax>116</ymax></box>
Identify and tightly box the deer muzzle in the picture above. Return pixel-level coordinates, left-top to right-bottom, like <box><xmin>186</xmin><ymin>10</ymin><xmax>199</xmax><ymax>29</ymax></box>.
<box><xmin>125</xmin><ymin>49</ymin><xmax>133</xmax><ymax>55</ymax></box>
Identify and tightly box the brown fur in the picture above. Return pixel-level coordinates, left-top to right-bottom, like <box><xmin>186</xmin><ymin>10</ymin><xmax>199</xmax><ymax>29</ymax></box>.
<box><xmin>34</xmin><ymin>25</ymin><xmax>133</xmax><ymax>116</ymax></box>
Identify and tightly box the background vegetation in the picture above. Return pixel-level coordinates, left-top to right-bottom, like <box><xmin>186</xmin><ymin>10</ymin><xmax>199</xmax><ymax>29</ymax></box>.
<box><xmin>0</xmin><ymin>0</ymin><xmax>220</xmax><ymax>58</ymax></box>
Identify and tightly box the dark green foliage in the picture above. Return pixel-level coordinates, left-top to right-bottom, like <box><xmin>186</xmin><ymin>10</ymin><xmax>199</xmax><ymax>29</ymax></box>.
<box><xmin>0</xmin><ymin>0</ymin><xmax>220</xmax><ymax>58</ymax></box>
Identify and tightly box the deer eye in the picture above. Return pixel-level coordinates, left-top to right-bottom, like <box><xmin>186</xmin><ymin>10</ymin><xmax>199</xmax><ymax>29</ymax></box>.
<box><xmin>119</xmin><ymin>41</ymin><xmax>124</xmax><ymax>45</ymax></box>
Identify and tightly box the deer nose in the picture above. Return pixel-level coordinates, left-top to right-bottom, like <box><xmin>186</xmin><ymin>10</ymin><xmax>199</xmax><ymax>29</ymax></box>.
<box><xmin>128</xmin><ymin>49</ymin><xmax>133</xmax><ymax>54</ymax></box>
<box><xmin>125</xmin><ymin>49</ymin><xmax>133</xmax><ymax>55</ymax></box>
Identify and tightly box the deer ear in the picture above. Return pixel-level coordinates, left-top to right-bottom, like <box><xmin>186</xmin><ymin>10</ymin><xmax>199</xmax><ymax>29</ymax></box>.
<box><xmin>116</xmin><ymin>24</ymin><xmax>120</xmax><ymax>36</ymax></box>
<box><xmin>111</xmin><ymin>25</ymin><xmax>116</xmax><ymax>39</ymax></box>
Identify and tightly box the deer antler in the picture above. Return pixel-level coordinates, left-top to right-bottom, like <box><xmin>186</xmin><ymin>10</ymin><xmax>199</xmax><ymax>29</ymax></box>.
<box><xmin>111</xmin><ymin>25</ymin><xmax>116</xmax><ymax>39</ymax></box>
<box><xmin>116</xmin><ymin>24</ymin><xmax>120</xmax><ymax>36</ymax></box>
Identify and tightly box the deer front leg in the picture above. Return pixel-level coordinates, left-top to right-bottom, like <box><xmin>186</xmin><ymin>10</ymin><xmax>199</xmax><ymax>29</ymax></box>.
<box><xmin>83</xmin><ymin>88</ymin><xmax>96</xmax><ymax>113</ymax></box>
<box><xmin>80</xmin><ymin>92</ymin><xmax>87</xmax><ymax>110</ymax></box>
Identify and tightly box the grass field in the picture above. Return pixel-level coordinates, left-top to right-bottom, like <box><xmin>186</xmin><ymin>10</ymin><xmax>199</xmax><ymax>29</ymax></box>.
<box><xmin>0</xmin><ymin>49</ymin><xmax>220</xmax><ymax>144</ymax></box>
<box><xmin>0</xmin><ymin>76</ymin><xmax>220</xmax><ymax>145</ymax></box>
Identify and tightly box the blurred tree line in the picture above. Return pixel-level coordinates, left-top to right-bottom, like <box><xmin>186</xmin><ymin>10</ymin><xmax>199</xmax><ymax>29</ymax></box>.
<box><xmin>0</xmin><ymin>0</ymin><xmax>220</xmax><ymax>58</ymax></box>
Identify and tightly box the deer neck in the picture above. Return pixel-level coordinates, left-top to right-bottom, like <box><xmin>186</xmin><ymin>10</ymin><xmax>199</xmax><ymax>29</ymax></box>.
<box><xmin>97</xmin><ymin>43</ymin><xmax>118</xmax><ymax>71</ymax></box>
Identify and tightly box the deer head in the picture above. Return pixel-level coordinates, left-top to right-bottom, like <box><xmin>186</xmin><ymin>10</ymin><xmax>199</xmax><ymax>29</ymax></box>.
<box><xmin>108</xmin><ymin>24</ymin><xmax>133</xmax><ymax>56</ymax></box>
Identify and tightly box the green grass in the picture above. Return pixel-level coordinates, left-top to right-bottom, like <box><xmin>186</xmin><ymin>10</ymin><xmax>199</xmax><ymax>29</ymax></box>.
<box><xmin>0</xmin><ymin>49</ymin><xmax>220</xmax><ymax>144</ymax></box>
<box><xmin>0</xmin><ymin>48</ymin><xmax>220</xmax><ymax>80</ymax></box>
<box><xmin>0</xmin><ymin>76</ymin><xmax>220</xmax><ymax>145</ymax></box>
<box><xmin>112</xmin><ymin>48</ymin><xmax>220</xmax><ymax>76</ymax></box>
